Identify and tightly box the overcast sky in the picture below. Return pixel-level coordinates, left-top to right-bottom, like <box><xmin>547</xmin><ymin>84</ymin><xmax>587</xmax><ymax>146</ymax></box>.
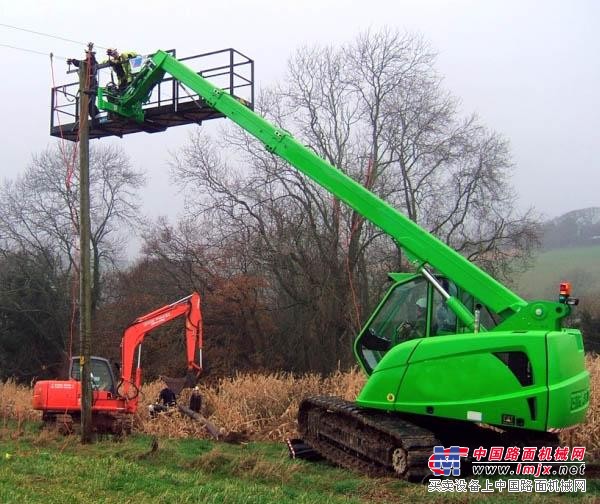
<box><xmin>1</xmin><ymin>0</ymin><xmax>598</xmax><ymax>245</ymax></box>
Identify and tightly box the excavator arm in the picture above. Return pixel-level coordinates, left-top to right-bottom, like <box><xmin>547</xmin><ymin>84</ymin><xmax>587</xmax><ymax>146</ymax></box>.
<box><xmin>119</xmin><ymin>292</ymin><xmax>203</xmax><ymax>399</ymax></box>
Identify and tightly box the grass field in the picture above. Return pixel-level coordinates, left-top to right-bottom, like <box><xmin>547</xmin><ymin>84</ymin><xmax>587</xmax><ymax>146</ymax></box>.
<box><xmin>516</xmin><ymin>245</ymin><xmax>600</xmax><ymax>300</ymax></box>
<box><xmin>2</xmin><ymin>360</ymin><xmax>597</xmax><ymax>459</ymax></box>
<box><xmin>1</xmin><ymin>357</ymin><xmax>599</xmax><ymax>502</ymax></box>
<box><xmin>0</xmin><ymin>426</ymin><xmax>598</xmax><ymax>503</ymax></box>
<box><xmin>1</xmin><ymin>427</ymin><xmax>420</xmax><ymax>504</ymax></box>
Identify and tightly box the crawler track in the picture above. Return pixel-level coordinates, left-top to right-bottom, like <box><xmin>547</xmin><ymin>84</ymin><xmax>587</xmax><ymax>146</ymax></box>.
<box><xmin>298</xmin><ymin>396</ymin><xmax>438</xmax><ymax>481</ymax></box>
<box><xmin>298</xmin><ymin>396</ymin><xmax>561</xmax><ymax>481</ymax></box>
<box><xmin>43</xmin><ymin>412</ymin><xmax>132</xmax><ymax>436</ymax></box>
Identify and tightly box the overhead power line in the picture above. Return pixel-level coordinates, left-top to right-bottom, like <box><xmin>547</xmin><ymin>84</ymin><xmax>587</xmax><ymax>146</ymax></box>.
<box><xmin>0</xmin><ymin>22</ymin><xmax>107</xmax><ymax>50</ymax></box>
<box><xmin>0</xmin><ymin>43</ymin><xmax>67</xmax><ymax>60</ymax></box>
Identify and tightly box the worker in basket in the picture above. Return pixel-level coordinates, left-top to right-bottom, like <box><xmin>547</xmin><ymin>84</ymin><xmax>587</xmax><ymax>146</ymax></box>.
<box><xmin>148</xmin><ymin>379</ymin><xmax>177</xmax><ymax>418</ymax></box>
<box><xmin>104</xmin><ymin>48</ymin><xmax>139</xmax><ymax>93</ymax></box>
<box><xmin>66</xmin><ymin>51</ymin><xmax>101</xmax><ymax>122</ymax></box>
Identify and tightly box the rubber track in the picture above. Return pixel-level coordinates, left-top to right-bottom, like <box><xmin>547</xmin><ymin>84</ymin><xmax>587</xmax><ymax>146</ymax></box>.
<box><xmin>298</xmin><ymin>396</ymin><xmax>438</xmax><ymax>481</ymax></box>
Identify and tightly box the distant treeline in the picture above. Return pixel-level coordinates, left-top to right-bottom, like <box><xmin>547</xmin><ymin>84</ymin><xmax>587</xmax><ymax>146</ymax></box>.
<box><xmin>542</xmin><ymin>207</ymin><xmax>600</xmax><ymax>250</ymax></box>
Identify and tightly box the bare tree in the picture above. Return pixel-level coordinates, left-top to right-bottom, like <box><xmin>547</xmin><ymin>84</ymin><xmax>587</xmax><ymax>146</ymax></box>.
<box><xmin>168</xmin><ymin>129</ymin><xmax>359</xmax><ymax>372</ymax></box>
<box><xmin>0</xmin><ymin>142</ymin><xmax>146</xmax><ymax>313</ymax></box>
<box><xmin>162</xmin><ymin>28</ymin><xmax>539</xmax><ymax>373</ymax></box>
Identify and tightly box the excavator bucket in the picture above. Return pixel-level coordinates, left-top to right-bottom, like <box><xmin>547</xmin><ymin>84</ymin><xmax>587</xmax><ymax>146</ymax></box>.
<box><xmin>160</xmin><ymin>373</ymin><xmax>198</xmax><ymax>396</ymax></box>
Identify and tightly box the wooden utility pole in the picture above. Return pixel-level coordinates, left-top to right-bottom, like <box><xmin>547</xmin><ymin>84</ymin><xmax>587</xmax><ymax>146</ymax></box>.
<box><xmin>78</xmin><ymin>44</ymin><xmax>93</xmax><ymax>443</ymax></box>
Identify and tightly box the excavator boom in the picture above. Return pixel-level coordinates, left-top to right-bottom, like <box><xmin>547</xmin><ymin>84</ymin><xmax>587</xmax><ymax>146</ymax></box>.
<box><xmin>120</xmin><ymin>292</ymin><xmax>203</xmax><ymax>398</ymax></box>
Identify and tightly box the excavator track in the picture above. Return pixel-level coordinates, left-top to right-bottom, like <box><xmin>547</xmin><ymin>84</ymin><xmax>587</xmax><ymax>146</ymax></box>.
<box><xmin>298</xmin><ymin>396</ymin><xmax>439</xmax><ymax>482</ymax></box>
<box><xmin>43</xmin><ymin>412</ymin><xmax>132</xmax><ymax>436</ymax></box>
<box><xmin>298</xmin><ymin>396</ymin><xmax>561</xmax><ymax>481</ymax></box>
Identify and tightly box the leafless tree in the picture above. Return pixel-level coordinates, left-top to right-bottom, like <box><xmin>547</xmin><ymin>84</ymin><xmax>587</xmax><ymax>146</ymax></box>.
<box><xmin>0</xmin><ymin>142</ymin><xmax>146</xmax><ymax>313</ymax></box>
<box><xmin>160</xmin><ymin>28</ymin><xmax>539</xmax><ymax>373</ymax></box>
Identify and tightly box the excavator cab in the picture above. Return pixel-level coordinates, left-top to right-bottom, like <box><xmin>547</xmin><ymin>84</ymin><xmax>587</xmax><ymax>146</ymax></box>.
<box><xmin>69</xmin><ymin>356</ymin><xmax>117</xmax><ymax>395</ymax></box>
<box><xmin>355</xmin><ymin>273</ymin><xmax>498</xmax><ymax>375</ymax></box>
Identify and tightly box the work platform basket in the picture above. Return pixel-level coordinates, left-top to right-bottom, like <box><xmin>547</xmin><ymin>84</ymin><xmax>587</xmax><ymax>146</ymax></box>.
<box><xmin>50</xmin><ymin>48</ymin><xmax>254</xmax><ymax>141</ymax></box>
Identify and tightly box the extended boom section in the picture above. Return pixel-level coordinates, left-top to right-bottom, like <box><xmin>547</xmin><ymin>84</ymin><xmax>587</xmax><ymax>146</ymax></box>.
<box><xmin>103</xmin><ymin>51</ymin><xmax>523</xmax><ymax>320</ymax></box>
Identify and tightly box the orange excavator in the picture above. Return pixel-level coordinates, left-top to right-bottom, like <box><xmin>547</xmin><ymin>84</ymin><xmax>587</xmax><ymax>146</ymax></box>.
<box><xmin>32</xmin><ymin>292</ymin><xmax>203</xmax><ymax>433</ymax></box>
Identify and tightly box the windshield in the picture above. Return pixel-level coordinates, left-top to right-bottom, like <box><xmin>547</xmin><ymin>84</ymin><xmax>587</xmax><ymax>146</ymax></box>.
<box><xmin>431</xmin><ymin>279</ymin><xmax>458</xmax><ymax>335</ymax></box>
<box><xmin>70</xmin><ymin>358</ymin><xmax>115</xmax><ymax>393</ymax></box>
<box><xmin>356</xmin><ymin>277</ymin><xmax>427</xmax><ymax>374</ymax></box>
<box><xmin>354</xmin><ymin>275</ymin><xmax>499</xmax><ymax>375</ymax></box>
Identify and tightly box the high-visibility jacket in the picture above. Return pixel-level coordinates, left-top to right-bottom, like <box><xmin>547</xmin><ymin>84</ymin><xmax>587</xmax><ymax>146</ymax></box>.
<box><xmin>105</xmin><ymin>51</ymin><xmax>139</xmax><ymax>89</ymax></box>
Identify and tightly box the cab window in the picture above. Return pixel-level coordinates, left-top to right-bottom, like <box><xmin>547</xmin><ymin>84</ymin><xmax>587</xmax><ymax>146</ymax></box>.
<box><xmin>460</xmin><ymin>292</ymin><xmax>499</xmax><ymax>331</ymax></box>
<box><xmin>356</xmin><ymin>277</ymin><xmax>428</xmax><ymax>373</ymax></box>
<box><xmin>70</xmin><ymin>359</ymin><xmax>115</xmax><ymax>393</ymax></box>
<box><xmin>431</xmin><ymin>279</ymin><xmax>458</xmax><ymax>335</ymax></box>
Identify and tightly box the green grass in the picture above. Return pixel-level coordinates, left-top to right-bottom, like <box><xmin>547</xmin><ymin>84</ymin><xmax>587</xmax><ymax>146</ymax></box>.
<box><xmin>516</xmin><ymin>245</ymin><xmax>600</xmax><ymax>300</ymax></box>
<box><xmin>0</xmin><ymin>424</ymin><xmax>598</xmax><ymax>503</ymax></box>
<box><xmin>0</xmin><ymin>424</ymin><xmax>419</xmax><ymax>504</ymax></box>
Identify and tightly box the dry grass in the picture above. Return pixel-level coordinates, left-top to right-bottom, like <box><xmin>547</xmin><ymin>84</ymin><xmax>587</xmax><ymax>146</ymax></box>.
<box><xmin>0</xmin><ymin>379</ymin><xmax>40</xmax><ymax>421</ymax></box>
<box><xmin>137</xmin><ymin>367</ymin><xmax>366</xmax><ymax>440</ymax></box>
<box><xmin>2</xmin><ymin>357</ymin><xmax>599</xmax><ymax>460</ymax></box>
<box><xmin>562</xmin><ymin>354</ymin><xmax>600</xmax><ymax>458</ymax></box>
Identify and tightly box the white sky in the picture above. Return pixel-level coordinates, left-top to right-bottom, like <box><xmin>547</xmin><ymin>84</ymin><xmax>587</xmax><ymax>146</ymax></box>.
<box><xmin>1</xmin><ymin>0</ymin><xmax>598</xmax><ymax>248</ymax></box>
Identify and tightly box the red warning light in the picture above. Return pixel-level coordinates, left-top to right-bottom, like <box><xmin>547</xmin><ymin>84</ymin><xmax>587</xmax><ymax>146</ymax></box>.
<box><xmin>559</xmin><ymin>282</ymin><xmax>571</xmax><ymax>296</ymax></box>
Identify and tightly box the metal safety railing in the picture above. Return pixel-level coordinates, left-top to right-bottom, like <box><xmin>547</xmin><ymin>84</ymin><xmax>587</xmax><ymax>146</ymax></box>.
<box><xmin>50</xmin><ymin>48</ymin><xmax>254</xmax><ymax>140</ymax></box>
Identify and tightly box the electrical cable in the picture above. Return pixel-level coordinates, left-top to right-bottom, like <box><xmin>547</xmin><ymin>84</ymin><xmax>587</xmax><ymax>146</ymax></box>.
<box><xmin>0</xmin><ymin>42</ymin><xmax>67</xmax><ymax>59</ymax></box>
<box><xmin>0</xmin><ymin>22</ymin><xmax>107</xmax><ymax>49</ymax></box>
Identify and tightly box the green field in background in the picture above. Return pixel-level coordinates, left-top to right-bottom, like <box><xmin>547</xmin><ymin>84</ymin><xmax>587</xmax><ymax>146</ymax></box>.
<box><xmin>516</xmin><ymin>245</ymin><xmax>600</xmax><ymax>301</ymax></box>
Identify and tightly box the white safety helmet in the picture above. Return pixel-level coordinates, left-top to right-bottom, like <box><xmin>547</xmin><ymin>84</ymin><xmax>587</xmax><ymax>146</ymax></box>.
<box><xmin>416</xmin><ymin>297</ymin><xmax>427</xmax><ymax>309</ymax></box>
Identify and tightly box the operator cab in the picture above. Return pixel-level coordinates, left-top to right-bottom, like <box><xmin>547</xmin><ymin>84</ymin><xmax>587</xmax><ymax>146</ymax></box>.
<box><xmin>355</xmin><ymin>273</ymin><xmax>499</xmax><ymax>374</ymax></box>
<box><xmin>69</xmin><ymin>356</ymin><xmax>117</xmax><ymax>395</ymax></box>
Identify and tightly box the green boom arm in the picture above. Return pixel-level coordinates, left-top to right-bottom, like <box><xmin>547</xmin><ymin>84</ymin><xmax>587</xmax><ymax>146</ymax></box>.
<box><xmin>98</xmin><ymin>50</ymin><xmax>588</xmax><ymax>434</ymax></box>
<box><xmin>99</xmin><ymin>50</ymin><xmax>551</xmax><ymax>327</ymax></box>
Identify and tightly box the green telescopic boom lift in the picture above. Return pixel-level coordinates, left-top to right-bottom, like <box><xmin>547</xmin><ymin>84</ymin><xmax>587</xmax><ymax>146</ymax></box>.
<box><xmin>97</xmin><ymin>50</ymin><xmax>589</xmax><ymax>478</ymax></box>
